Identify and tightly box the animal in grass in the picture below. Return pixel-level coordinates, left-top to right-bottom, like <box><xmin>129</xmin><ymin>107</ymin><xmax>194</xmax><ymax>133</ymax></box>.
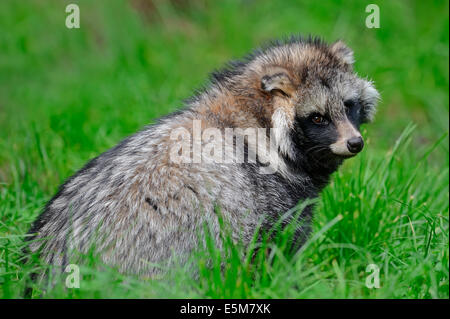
<box><xmin>27</xmin><ymin>36</ymin><xmax>379</xmax><ymax>276</ymax></box>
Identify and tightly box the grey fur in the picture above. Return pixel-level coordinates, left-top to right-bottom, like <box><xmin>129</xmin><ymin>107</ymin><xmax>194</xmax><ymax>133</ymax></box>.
<box><xmin>27</xmin><ymin>36</ymin><xmax>379</xmax><ymax>276</ymax></box>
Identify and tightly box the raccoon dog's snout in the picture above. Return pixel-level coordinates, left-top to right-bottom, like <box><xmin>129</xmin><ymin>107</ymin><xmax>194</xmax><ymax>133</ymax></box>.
<box><xmin>347</xmin><ymin>136</ymin><xmax>364</xmax><ymax>153</ymax></box>
<box><xmin>330</xmin><ymin>120</ymin><xmax>364</xmax><ymax>157</ymax></box>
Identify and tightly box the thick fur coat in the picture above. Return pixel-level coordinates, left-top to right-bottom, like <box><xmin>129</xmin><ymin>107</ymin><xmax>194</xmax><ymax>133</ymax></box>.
<box><xmin>28</xmin><ymin>36</ymin><xmax>379</xmax><ymax>276</ymax></box>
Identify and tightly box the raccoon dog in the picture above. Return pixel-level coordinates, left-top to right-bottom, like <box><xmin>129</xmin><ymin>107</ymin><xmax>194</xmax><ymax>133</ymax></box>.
<box><xmin>27</xmin><ymin>36</ymin><xmax>379</xmax><ymax>276</ymax></box>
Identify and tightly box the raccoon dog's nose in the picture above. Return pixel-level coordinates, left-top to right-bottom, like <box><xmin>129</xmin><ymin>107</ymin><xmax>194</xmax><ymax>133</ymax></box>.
<box><xmin>347</xmin><ymin>136</ymin><xmax>364</xmax><ymax>153</ymax></box>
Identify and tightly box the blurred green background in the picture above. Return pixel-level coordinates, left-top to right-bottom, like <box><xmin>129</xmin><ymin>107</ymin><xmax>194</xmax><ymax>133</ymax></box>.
<box><xmin>0</xmin><ymin>0</ymin><xmax>448</xmax><ymax>298</ymax></box>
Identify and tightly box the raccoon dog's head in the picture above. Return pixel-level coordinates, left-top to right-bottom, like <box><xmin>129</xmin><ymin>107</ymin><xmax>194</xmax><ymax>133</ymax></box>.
<box><xmin>247</xmin><ymin>37</ymin><xmax>380</xmax><ymax>171</ymax></box>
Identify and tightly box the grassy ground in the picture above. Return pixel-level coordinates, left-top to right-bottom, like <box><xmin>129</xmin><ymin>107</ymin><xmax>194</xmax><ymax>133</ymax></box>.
<box><xmin>0</xmin><ymin>0</ymin><xmax>448</xmax><ymax>298</ymax></box>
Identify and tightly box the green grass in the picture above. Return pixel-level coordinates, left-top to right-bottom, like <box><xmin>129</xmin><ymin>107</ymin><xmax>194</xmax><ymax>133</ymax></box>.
<box><xmin>0</xmin><ymin>0</ymin><xmax>448</xmax><ymax>298</ymax></box>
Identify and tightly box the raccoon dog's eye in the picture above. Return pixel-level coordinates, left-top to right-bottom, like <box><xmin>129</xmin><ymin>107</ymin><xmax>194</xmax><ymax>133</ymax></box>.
<box><xmin>344</xmin><ymin>100</ymin><xmax>355</xmax><ymax>108</ymax></box>
<box><xmin>311</xmin><ymin>114</ymin><xmax>329</xmax><ymax>125</ymax></box>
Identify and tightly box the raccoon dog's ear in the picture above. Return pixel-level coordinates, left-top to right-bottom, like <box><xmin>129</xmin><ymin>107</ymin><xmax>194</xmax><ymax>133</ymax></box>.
<box><xmin>330</xmin><ymin>40</ymin><xmax>355</xmax><ymax>66</ymax></box>
<box><xmin>260</xmin><ymin>67</ymin><xmax>295</xmax><ymax>98</ymax></box>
